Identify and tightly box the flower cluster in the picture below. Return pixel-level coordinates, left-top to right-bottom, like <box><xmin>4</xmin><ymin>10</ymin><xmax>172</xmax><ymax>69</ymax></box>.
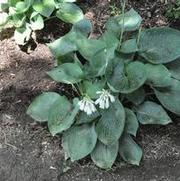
<box><xmin>78</xmin><ymin>97</ymin><xmax>96</xmax><ymax>115</ymax></box>
<box><xmin>78</xmin><ymin>89</ymin><xmax>115</xmax><ymax>115</ymax></box>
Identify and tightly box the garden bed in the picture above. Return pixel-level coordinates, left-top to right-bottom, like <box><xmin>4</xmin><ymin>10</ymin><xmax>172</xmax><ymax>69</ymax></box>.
<box><xmin>0</xmin><ymin>0</ymin><xmax>180</xmax><ymax>180</ymax></box>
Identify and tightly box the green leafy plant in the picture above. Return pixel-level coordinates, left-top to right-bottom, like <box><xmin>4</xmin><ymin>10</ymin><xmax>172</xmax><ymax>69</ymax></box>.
<box><xmin>27</xmin><ymin>2</ymin><xmax>180</xmax><ymax>169</ymax></box>
<box><xmin>0</xmin><ymin>0</ymin><xmax>84</xmax><ymax>45</ymax></box>
<box><xmin>166</xmin><ymin>0</ymin><xmax>180</xmax><ymax>19</ymax></box>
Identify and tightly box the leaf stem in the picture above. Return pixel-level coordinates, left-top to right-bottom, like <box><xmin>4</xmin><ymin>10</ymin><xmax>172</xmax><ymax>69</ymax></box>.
<box><xmin>137</xmin><ymin>25</ymin><xmax>142</xmax><ymax>47</ymax></box>
<box><xmin>118</xmin><ymin>0</ymin><xmax>126</xmax><ymax>50</ymax></box>
<box><xmin>44</xmin><ymin>16</ymin><xmax>57</xmax><ymax>22</ymax></box>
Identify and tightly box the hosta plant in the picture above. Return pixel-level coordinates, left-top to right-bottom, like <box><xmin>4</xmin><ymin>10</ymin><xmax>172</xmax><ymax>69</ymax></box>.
<box><xmin>27</xmin><ymin>7</ymin><xmax>180</xmax><ymax>169</ymax></box>
<box><xmin>0</xmin><ymin>0</ymin><xmax>84</xmax><ymax>45</ymax></box>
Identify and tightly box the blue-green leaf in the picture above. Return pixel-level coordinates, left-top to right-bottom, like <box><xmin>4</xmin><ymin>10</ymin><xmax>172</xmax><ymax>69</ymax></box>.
<box><xmin>62</xmin><ymin>124</ymin><xmax>97</xmax><ymax>161</ymax></box>
<box><xmin>106</xmin><ymin>59</ymin><xmax>147</xmax><ymax>93</ymax></box>
<box><xmin>56</xmin><ymin>3</ymin><xmax>83</xmax><ymax>24</ymax></box>
<box><xmin>124</xmin><ymin>108</ymin><xmax>139</xmax><ymax>136</ymax></box>
<box><xmin>136</xmin><ymin>101</ymin><xmax>172</xmax><ymax>125</ymax></box>
<box><xmin>95</xmin><ymin>100</ymin><xmax>125</xmax><ymax>145</ymax></box>
<box><xmin>47</xmin><ymin>63</ymin><xmax>84</xmax><ymax>84</ymax></box>
<box><xmin>119</xmin><ymin>134</ymin><xmax>142</xmax><ymax>165</ymax></box>
<box><xmin>139</xmin><ymin>27</ymin><xmax>180</xmax><ymax>64</ymax></box>
<box><xmin>27</xmin><ymin>92</ymin><xmax>61</xmax><ymax>122</ymax></box>
<box><xmin>48</xmin><ymin>98</ymin><xmax>79</xmax><ymax>136</ymax></box>
<box><xmin>91</xmin><ymin>141</ymin><xmax>119</xmax><ymax>169</ymax></box>
<box><xmin>154</xmin><ymin>79</ymin><xmax>180</xmax><ymax>115</ymax></box>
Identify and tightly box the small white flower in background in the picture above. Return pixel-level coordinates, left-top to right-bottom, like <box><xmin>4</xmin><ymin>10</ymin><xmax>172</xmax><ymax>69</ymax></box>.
<box><xmin>78</xmin><ymin>97</ymin><xmax>96</xmax><ymax>115</ymax></box>
<box><xmin>95</xmin><ymin>89</ymin><xmax>115</xmax><ymax>109</ymax></box>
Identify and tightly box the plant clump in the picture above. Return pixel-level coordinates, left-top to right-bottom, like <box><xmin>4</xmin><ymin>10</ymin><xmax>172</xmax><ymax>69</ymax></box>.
<box><xmin>27</xmin><ymin>3</ymin><xmax>180</xmax><ymax>169</ymax></box>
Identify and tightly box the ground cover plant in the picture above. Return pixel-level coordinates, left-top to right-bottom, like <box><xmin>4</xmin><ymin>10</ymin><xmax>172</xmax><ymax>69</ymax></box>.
<box><xmin>27</xmin><ymin>1</ymin><xmax>180</xmax><ymax>169</ymax></box>
<box><xmin>166</xmin><ymin>0</ymin><xmax>180</xmax><ymax>19</ymax></box>
<box><xmin>0</xmin><ymin>0</ymin><xmax>84</xmax><ymax>45</ymax></box>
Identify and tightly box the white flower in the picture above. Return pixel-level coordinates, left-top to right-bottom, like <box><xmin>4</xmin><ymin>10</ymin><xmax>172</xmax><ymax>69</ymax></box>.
<box><xmin>95</xmin><ymin>89</ymin><xmax>115</xmax><ymax>109</ymax></box>
<box><xmin>78</xmin><ymin>97</ymin><xmax>96</xmax><ymax>115</ymax></box>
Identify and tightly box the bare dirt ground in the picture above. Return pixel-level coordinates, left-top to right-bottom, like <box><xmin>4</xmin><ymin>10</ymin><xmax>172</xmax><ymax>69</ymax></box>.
<box><xmin>0</xmin><ymin>0</ymin><xmax>180</xmax><ymax>181</ymax></box>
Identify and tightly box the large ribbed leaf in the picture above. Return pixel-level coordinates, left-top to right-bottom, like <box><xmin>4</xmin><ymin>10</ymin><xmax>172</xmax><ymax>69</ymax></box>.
<box><xmin>56</xmin><ymin>3</ymin><xmax>83</xmax><ymax>24</ymax></box>
<box><xmin>135</xmin><ymin>101</ymin><xmax>172</xmax><ymax>125</ymax></box>
<box><xmin>48</xmin><ymin>31</ymin><xmax>79</xmax><ymax>58</ymax></box>
<box><xmin>86</xmin><ymin>32</ymin><xmax>118</xmax><ymax>76</ymax></box>
<box><xmin>154</xmin><ymin>79</ymin><xmax>180</xmax><ymax>115</ymax></box>
<box><xmin>27</xmin><ymin>92</ymin><xmax>61</xmax><ymax>122</ymax></box>
<box><xmin>62</xmin><ymin>124</ymin><xmax>97</xmax><ymax>161</ymax></box>
<box><xmin>95</xmin><ymin>100</ymin><xmax>125</xmax><ymax>145</ymax></box>
<box><xmin>48</xmin><ymin>98</ymin><xmax>79</xmax><ymax>136</ymax></box>
<box><xmin>119</xmin><ymin>134</ymin><xmax>142</xmax><ymax>165</ymax></box>
<box><xmin>91</xmin><ymin>141</ymin><xmax>119</xmax><ymax>169</ymax></box>
<box><xmin>47</xmin><ymin>63</ymin><xmax>84</xmax><ymax>84</ymax></box>
<box><xmin>106</xmin><ymin>59</ymin><xmax>147</xmax><ymax>93</ymax></box>
<box><xmin>166</xmin><ymin>58</ymin><xmax>180</xmax><ymax>80</ymax></box>
<box><xmin>124</xmin><ymin>108</ymin><xmax>139</xmax><ymax>136</ymax></box>
<box><xmin>145</xmin><ymin>64</ymin><xmax>171</xmax><ymax>87</ymax></box>
<box><xmin>106</xmin><ymin>8</ymin><xmax>142</xmax><ymax>36</ymax></box>
<box><xmin>139</xmin><ymin>27</ymin><xmax>180</xmax><ymax>64</ymax></box>
<box><xmin>77</xmin><ymin>38</ymin><xmax>106</xmax><ymax>61</ymax></box>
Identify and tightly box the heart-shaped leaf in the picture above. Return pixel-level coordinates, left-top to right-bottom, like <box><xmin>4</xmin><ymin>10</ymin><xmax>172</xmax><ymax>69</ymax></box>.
<box><xmin>77</xmin><ymin>38</ymin><xmax>106</xmax><ymax>61</ymax></box>
<box><xmin>27</xmin><ymin>92</ymin><xmax>61</xmax><ymax>122</ymax></box>
<box><xmin>15</xmin><ymin>1</ymin><xmax>31</xmax><ymax>13</ymax></box>
<box><xmin>145</xmin><ymin>64</ymin><xmax>172</xmax><ymax>87</ymax></box>
<box><xmin>62</xmin><ymin>124</ymin><xmax>97</xmax><ymax>161</ymax></box>
<box><xmin>139</xmin><ymin>27</ymin><xmax>180</xmax><ymax>64</ymax></box>
<box><xmin>119</xmin><ymin>134</ymin><xmax>142</xmax><ymax>165</ymax></box>
<box><xmin>30</xmin><ymin>12</ymin><xmax>44</xmax><ymax>31</ymax></box>
<box><xmin>124</xmin><ymin>108</ymin><xmax>139</xmax><ymax>136</ymax></box>
<box><xmin>48</xmin><ymin>31</ymin><xmax>83</xmax><ymax>58</ymax></box>
<box><xmin>135</xmin><ymin>101</ymin><xmax>172</xmax><ymax>125</ymax></box>
<box><xmin>48</xmin><ymin>98</ymin><xmax>79</xmax><ymax>136</ymax></box>
<box><xmin>106</xmin><ymin>8</ymin><xmax>142</xmax><ymax>36</ymax></box>
<box><xmin>47</xmin><ymin>63</ymin><xmax>84</xmax><ymax>84</ymax></box>
<box><xmin>33</xmin><ymin>0</ymin><xmax>55</xmax><ymax>17</ymax></box>
<box><xmin>154</xmin><ymin>79</ymin><xmax>180</xmax><ymax>115</ymax></box>
<box><xmin>106</xmin><ymin>59</ymin><xmax>147</xmax><ymax>93</ymax></box>
<box><xmin>95</xmin><ymin>100</ymin><xmax>125</xmax><ymax>145</ymax></box>
<box><xmin>91</xmin><ymin>141</ymin><xmax>119</xmax><ymax>169</ymax></box>
<box><xmin>56</xmin><ymin>3</ymin><xmax>83</xmax><ymax>24</ymax></box>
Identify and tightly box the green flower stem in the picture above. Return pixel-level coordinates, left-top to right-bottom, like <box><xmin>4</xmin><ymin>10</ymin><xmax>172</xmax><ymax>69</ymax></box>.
<box><xmin>137</xmin><ymin>25</ymin><xmax>142</xmax><ymax>47</ymax></box>
<box><xmin>118</xmin><ymin>0</ymin><xmax>126</xmax><ymax>50</ymax></box>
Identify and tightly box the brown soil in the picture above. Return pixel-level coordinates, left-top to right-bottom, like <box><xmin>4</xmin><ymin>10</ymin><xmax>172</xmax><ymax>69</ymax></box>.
<box><xmin>0</xmin><ymin>1</ymin><xmax>180</xmax><ymax>181</ymax></box>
